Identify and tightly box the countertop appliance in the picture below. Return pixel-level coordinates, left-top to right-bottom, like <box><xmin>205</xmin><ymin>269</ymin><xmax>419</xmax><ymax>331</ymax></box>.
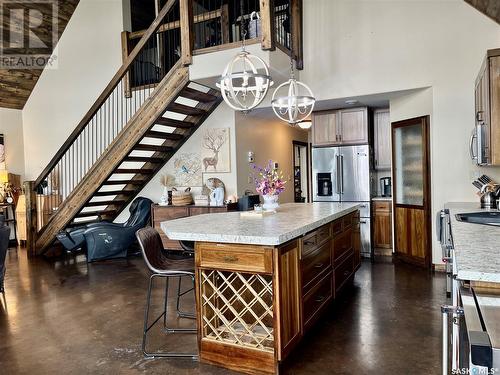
<box><xmin>380</xmin><ymin>177</ymin><xmax>391</xmax><ymax>197</ymax></box>
<box><xmin>312</xmin><ymin>145</ymin><xmax>375</xmax><ymax>257</ymax></box>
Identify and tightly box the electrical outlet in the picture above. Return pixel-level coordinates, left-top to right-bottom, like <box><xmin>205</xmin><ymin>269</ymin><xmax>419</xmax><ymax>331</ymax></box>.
<box><xmin>274</xmin><ymin>162</ymin><xmax>279</xmax><ymax>169</ymax></box>
<box><xmin>248</xmin><ymin>176</ymin><xmax>253</xmax><ymax>184</ymax></box>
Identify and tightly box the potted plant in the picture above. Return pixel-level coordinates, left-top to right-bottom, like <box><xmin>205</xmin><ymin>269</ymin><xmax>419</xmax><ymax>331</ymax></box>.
<box><xmin>251</xmin><ymin>160</ymin><xmax>286</xmax><ymax>211</ymax></box>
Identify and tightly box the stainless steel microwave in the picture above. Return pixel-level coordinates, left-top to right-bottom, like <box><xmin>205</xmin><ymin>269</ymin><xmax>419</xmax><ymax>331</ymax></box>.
<box><xmin>470</xmin><ymin>121</ymin><xmax>489</xmax><ymax>166</ymax></box>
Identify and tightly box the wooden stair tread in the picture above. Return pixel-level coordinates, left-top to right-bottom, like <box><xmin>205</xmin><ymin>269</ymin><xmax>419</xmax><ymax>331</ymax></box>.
<box><xmin>144</xmin><ymin>130</ymin><xmax>184</xmax><ymax>140</ymax></box>
<box><xmin>85</xmin><ymin>200</ymin><xmax>126</xmax><ymax>207</ymax></box>
<box><xmin>76</xmin><ymin>209</ymin><xmax>117</xmax><ymax>218</ymax></box>
<box><xmin>155</xmin><ymin>117</ymin><xmax>195</xmax><ymax>128</ymax></box>
<box><xmin>103</xmin><ymin>180</ymin><xmax>145</xmax><ymax>185</ymax></box>
<box><xmin>167</xmin><ymin>102</ymin><xmax>207</xmax><ymax>116</ymax></box>
<box><xmin>181</xmin><ymin>87</ymin><xmax>218</xmax><ymax>102</ymax></box>
<box><xmin>93</xmin><ymin>190</ymin><xmax>136</xmax><ymax>196</ymax></box>
<box><xmin>124</xmin><ymin>156</ymin><xmax>164</xmax><ymax>163</ymax></box>
<box><xmin>114</xmin><ymin>168</ymin><xmax>155</xmax><ymax>174</ymax></box>
<box><xmin>134</xmin><ymin>144</ymin><xmax>173</xmax><ymax>152</ymax></box>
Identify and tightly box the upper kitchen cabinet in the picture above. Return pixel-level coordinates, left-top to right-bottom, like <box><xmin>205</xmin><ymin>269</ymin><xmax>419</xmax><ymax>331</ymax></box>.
<box><xmin>337</xmin><ymin>107</ymin><xmax>369</xmax><ymax>145</ymax></box>
<box><xmin>471</xmin><ymin>48</ymin><xmax>500</xmax><ymax>166</ymax></box>
<box><xmin>312</xmin><ymin>111</ymin><xmax>338</xmax><ymax>145</ymax></box>
<box><xmin>374</xmin><ymin>109</ymin><xmax>391</xmax><ymax>170</ymax></box>
<box><xmin>312</xmin><ymin>107</ymin><xmax>369</xmax><ymax>147</ymax></box>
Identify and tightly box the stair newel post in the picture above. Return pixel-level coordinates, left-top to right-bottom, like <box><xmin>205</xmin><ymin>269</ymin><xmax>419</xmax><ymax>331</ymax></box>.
<box><xmin>180</xmin><ymin>0</ymin><xmax>194</xmax><ymax>66</ymax></box>
<box><xmin>23</xmin><ymin>181</ymin><xmax>38</xmax><ymax>257</ymax></box>
<box><xmin>260</xmin><ymin>0</ymin><xmax>275</xmax><ymax>51</ymax></box>
<box><xmin>290</xmin><ymin>0</ymin><xmax>303</xmax><ymax>70</ymax></box>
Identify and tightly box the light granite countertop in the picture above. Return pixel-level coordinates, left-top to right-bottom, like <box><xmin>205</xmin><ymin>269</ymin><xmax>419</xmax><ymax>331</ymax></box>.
<box><xmin>445</xmin><ymin>202</ymin><xmax>500</xmax><ymax>283</ymax></box>
<box><xmin>372</xmin><ymin>196</ymin><xmax>392</xmax><ymax>201</ymax></box>
<box><xmin>162</xmin><ymin>202</ymin><xmax>361</xmax><ymax>246</ymax></box>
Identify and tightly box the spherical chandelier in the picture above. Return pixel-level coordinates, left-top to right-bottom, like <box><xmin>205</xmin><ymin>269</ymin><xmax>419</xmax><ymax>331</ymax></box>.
<box><xmin>271</xmin><ymin>72</ymin><xmax>315</xmax><ymax>124</ymax></box>
<box><xmin>217</xmin><ymin>43</ymin><xmax>273</xmax><ymax>113</ymax></box>
<box><xmin>271</xmin><ymin>8</ymin><xmax>315</xmax><ymax>124</ymax></box>
<box><xmin>217</xmin><ymin>1</ymin><xmax>273</xmax><ymax>113</ymax></box>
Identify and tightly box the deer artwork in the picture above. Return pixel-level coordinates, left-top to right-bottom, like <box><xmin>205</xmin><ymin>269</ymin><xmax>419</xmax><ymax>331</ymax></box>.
<box><xmin>202</xmin><ymin>129</ymin><xmax>227</xmax><ymax>172</ymax></box>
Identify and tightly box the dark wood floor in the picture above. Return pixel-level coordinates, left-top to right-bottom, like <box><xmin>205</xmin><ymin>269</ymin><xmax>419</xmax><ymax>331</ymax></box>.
<box><xmin>0</xmin><ymin>248</ymin><xmax>444</xmax><ymax>374</ymax></box>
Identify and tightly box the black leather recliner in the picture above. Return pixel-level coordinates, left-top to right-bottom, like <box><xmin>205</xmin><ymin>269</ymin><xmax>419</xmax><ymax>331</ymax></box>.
<box><xmin>0</xmin><ymin>214</ymin><xmax>11</xmax><ymax>294</ymax></box>
<box><xmin>56</xmin><ymin>197</ymin><xmax>153</xmax><ymax>262</ymax></box>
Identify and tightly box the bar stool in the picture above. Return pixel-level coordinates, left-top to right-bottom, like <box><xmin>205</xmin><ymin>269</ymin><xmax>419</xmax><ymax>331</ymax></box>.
<box><xmin>136</xmin><ymin>227</ymin><xmax>197</xmax><ymax>359</ymax></box>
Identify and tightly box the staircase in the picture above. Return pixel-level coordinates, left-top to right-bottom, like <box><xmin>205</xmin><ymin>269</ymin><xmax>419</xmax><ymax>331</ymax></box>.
<box><xmin>33</xmin><ymin>0</ymin><xmax>222</xmax><ymax>253</ymax></box>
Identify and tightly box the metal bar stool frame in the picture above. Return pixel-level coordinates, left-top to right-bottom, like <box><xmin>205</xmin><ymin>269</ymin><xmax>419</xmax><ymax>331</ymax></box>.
<box><xmin>136</xmin><ymin>228</ymin><xmax>197</xmax><ymax>360</ymax></box>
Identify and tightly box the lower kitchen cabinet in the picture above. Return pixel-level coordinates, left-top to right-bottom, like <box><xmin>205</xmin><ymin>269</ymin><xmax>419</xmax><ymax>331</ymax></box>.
<box><xmin>373</xmin><ymin>200</ymin><xmax>393</xmax><ymax>252</ymax></box>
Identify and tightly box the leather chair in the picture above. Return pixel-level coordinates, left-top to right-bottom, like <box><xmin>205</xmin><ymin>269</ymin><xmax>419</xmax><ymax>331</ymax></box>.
<box><xmin>0</xmin><ymin>214</ymin><xmax>11</xmax><ymax>295</ymax></box>
<box><xmin>56</xmin><ymin>197</ymin><xmax>153</xmax><ymax>262</ymax></box>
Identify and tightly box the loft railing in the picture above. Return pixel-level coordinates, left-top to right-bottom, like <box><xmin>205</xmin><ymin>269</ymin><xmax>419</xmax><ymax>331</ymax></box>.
<box><xmin>32</xmin><ymin>0</ymin><xmax>183</xmax><ymax>234</ymax></box>
<box><xmin>123</xmin><ymin>0</ymin><xmax>291</xmax><ymax>59</ymax></box>
<box><xmin>275</xmin><ymin>0</ymin><xmax>303</xmax><ymax>69</ymax></box>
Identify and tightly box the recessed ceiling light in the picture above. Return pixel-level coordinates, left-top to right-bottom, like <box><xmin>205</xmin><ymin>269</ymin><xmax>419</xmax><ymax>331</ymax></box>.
<box><xmin>345</xmin><ymin>100</ymin><xmax>358</xmax><ymax>105</ymax></box>
<box><xmin>298</xmin><ymin>121</ymin><xmax>312</xmax><ymax>130</ymax></box>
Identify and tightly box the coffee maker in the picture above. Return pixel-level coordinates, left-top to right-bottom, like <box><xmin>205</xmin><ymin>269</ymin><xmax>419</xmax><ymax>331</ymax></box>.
<box><xmin>380</xmin><ymin>177</ymin><xmax>392</xmax><ymax>197</ymax></box>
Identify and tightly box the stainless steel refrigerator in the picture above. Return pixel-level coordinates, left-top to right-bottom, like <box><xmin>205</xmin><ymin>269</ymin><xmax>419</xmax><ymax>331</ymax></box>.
<box><xmin>312</xmin><ymin>145</ymin><xmax>374</xmax><ymax>257</ymax></box>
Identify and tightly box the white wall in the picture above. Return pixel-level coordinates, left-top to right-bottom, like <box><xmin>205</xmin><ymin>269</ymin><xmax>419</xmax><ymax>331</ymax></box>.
<box><xmin>0</xmin><ymin>108</ymin><xmax>24</xmax><ymax>178</ymax></box>
<box><xmin>302</xmin><ymin>0</ymin><xmax>500</xmax><ymax>264</ymax></box>
<box><xmin>22</xmin><ymin>0</ymin><xmax>125</xmax><ymax>180</ymax></box>
<box><xmin>235</xmin><ymin>112</ymin><xmax>309</xmax><ymax>204</ymax></box>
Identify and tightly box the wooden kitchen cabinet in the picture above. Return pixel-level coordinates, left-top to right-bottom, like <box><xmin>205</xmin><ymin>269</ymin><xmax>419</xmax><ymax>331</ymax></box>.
<box><xmin>312</xmin><ymin>107</ymin><xmax>369</xmax><ymax>147</ymax></box>
<box><xmin>337</xmin><ymin>107</ymin><xmax>369</xmax><ymax>145</ymax></box>
<box><xmin>474</xmin><ymin>48</ymin><xmax>500</xmax><ymax>165</ymax></box>
<box><xmin>312</xmin><ymin>111</ymin><xmax>338</xmax><ymax>145</ymax></box>
<box><xmin>374</xmin><ymin>108</ymin><xmax>391</xmax><ymax>170</ymax></box>
<box><xmin>373</xmin><ymin>200</ymin><xmax>392</xmax><ymax>250</ymax></box>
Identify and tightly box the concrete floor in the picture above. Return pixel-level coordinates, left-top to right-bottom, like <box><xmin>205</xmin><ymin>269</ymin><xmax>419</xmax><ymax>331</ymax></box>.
<box><xmin>0</xmin><ymin>248</ymin><xmax>445</xmax><ymax>374</ymax></box>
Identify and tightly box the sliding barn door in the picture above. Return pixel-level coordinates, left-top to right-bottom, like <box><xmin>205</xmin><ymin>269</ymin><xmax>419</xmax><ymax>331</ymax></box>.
<box><xmin>392</xmin><ymin>116</ymin><xmax>431</xmax><ymax>268</ymax></box>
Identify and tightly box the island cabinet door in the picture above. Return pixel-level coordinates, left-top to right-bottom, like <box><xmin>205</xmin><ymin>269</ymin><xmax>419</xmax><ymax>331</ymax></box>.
<box><xmin>273</xmin><ymin>240</ymin><xmax>302</xmax><ymax>361</ymax></box>
<box><xmin>195</xmin><ymin>242</ymin><xmax>278</xmax><ymax>375</ymax></box>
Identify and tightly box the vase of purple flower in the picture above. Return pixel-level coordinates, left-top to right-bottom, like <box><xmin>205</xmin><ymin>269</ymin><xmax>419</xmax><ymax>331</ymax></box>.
<box><xmin>251</xmin><ymin>160</ymin><xmax>286</xmax><ymax>211</ymax></box>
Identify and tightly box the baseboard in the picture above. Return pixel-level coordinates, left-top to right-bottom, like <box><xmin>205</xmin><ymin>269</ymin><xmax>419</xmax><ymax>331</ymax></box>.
<box><xmin>432</xmin><ymin>264</ymin><xmax>446</xmax><ymax>272</ymax></box>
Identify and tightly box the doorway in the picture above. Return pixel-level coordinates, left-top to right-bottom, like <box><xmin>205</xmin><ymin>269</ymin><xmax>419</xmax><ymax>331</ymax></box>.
<box><xmin>292</xmin><ymin>141</ymin><xmax>309</xmax><ymax>203</ymax></box>
<box><xmin>391</xmin><ymin>116</ymin><xmax>431</xmax><ymax>268</ymax></box>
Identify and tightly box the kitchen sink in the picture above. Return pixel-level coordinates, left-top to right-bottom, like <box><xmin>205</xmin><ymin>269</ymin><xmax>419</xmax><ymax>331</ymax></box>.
<box><xmin>455</xmin><ymin>211</ymin><xmax>500</xmax><ymax>226</ymax></box>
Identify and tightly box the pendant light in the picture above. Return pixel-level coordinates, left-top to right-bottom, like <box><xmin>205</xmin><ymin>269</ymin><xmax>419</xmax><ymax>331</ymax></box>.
<box><xmin>272</xmin><ymin>6</ymin><xmax>315</xmax><ymax>124</ymax></box>
<box><xmin>217</xmin><ymin>0</ymin><xmax>273</xmax><ymax>113</ymax></box>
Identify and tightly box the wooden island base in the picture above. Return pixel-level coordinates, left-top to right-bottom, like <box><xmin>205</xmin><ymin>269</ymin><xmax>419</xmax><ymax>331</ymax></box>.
<box><xmin>193</xmin><ymin>209</ymin><xmax>361</xmax><ymax>375</ymax></box>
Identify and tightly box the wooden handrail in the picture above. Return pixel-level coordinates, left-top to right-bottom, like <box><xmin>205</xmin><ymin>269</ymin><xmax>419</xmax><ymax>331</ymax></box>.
<box><xmin>34</xmin><ymin>0</ymin><xmax>178</xmax><ymax>188</ymax></box>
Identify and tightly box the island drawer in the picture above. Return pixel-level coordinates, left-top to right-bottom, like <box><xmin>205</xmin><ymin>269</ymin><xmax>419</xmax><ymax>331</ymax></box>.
<box><xmin>302</xmin><ymin>224</ymin><xmax>332</xmax><ymax>257</ymax></box>
<box><xmin>301</xmin><ymin>240</ymin><xmax>331</xmax><ymax>292</ymax></box>
<box><xmin>333</xmin><ymin>227</ymin><xmax>353</xmax><ymax>264</ymax></box>
<box><xmin>303</xmin><ymin>271</ymin><xmax>333</xmax><ymax>330</ymax></box>
<box><xmin>196</xmin><ymin>243</ymin><xmax>273</xmax><ymax>274</ymax></box>
<box><xmin>334</xmin><ymin>253</ymin><xmax>354</xmax><ymax>293</ymax></box>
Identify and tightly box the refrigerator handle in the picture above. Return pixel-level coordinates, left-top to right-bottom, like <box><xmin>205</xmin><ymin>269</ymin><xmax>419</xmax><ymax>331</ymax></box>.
<box><xmin>335</xmin><ymin>155</ymin><xmax>341</xmax><ymax>194</ymax></box>
<box><xmin>340</xmin><ymin>155</ymin><xmax>344</xmax><ymax>194</ymax></box>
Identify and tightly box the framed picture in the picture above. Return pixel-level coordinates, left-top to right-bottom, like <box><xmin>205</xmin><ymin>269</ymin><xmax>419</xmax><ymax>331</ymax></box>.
<box><xmin>201</xmin><ymin>128</ymin><xmax>230</xmax><ymax>173</ymax></box>
<box><xmin>0</xmin><ymin>134</ymin><xmax>5</xmax><ymax>170</ymax></box>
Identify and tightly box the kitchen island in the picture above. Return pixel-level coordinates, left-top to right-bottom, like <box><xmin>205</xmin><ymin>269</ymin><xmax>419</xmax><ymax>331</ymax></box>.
<box><xmin>162</xmin><ymin>203</ymin><xmax>362</xmax><ymax>375</ymax></box>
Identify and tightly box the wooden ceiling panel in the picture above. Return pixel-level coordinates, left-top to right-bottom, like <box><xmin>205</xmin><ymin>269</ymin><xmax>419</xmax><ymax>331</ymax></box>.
<box><xmin>0</xmin><ymin>0</ymin><xmax>80</xmax><ymax>109</ymax></box>
<box><xmin>465</xmin><ymin>0</ymin><xmax>500</xmax><ymax>25</ymax></box>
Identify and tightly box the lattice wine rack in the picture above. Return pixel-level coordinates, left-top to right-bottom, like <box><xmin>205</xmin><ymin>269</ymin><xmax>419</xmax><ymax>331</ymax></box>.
<box><xmin>200</xmin><ymin>269</ymin><xmax>274</xmax><ymax>352</ymax></box>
